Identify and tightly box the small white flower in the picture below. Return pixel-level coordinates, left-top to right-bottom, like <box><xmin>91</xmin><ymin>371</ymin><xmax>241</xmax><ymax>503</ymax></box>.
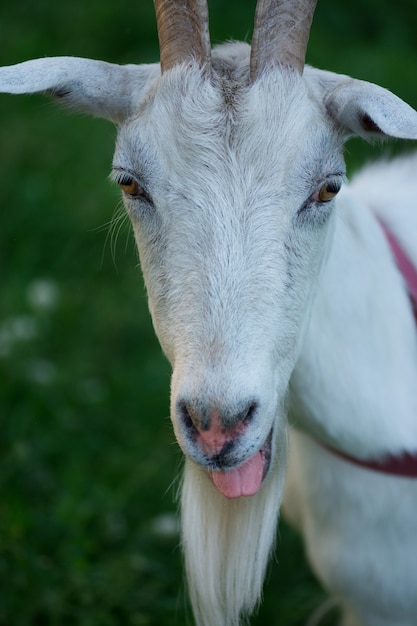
<box><xmin>150</xmin><ymin>513</ymin><xmax>180</xmax><ymax>538</ymax></box>
<box><xmin>25</xmin><ymin>359</ymin><xmax>57</xmax><ymax>385</ymax></box>
<box><xmin>27</xmin><ymin>279</ymin><xmax>60</xmax><ymax>311</ymax></box>
<box><xmin>0</xmin><ymin>316</ymin><xmax>38</xmax><ymax>357</ymax></box>
<box><xmin>8</xmin><ymin>315</ymin><xmax>38</xmax><ymax>340</ymax></box>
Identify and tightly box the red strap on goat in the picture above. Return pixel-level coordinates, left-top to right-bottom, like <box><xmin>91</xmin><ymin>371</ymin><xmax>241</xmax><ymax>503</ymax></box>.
<box><xmin>321</xmin><ymin>443</ymin><xmax>417</xmax><ymax>478</ymax></box>
<box><xmin>319</xmin><ymin>220</ymin><xmax>417</xmax><ymax>478</ymax></box>
<box><xmin>380</xmin><ymin>222</ymin><xmax>417</xmax><ymax>321</ymax></box>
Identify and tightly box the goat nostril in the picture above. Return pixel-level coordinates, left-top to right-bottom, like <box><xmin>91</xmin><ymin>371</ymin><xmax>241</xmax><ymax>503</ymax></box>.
<box><xmin>178</xmin><ymin>400</ymin><xmax>201</xmax><ymax>434</ymax></box>
<box><xmin>177</xmin><ymin>398</ymin><xmax>259</xmax><ymax>439</ymax></box>
<box><xmin>239</xmin><ymin>401</ymin><xmax>258</xmax><ymax>424</ymax></box>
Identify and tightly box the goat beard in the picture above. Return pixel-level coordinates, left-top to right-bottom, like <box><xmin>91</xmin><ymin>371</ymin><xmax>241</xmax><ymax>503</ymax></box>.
<box><xmin>180</xmin><ymin>425</ymin><xmax>287</xmax><ymax>626</ymax></box>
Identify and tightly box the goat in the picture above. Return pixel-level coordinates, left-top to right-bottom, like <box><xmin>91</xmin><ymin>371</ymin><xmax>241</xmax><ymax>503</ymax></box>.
<box><xmin>2</xmin><ymin>1</ymin><xmax>417</xmax><ymax>625</ymax></box>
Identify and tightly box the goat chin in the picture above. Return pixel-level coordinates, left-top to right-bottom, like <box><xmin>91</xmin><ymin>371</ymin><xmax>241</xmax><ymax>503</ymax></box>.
<box><xmin>180</xmin><ymin>429</ymin><xmax>287</xmax><ymax>626</ymax></box>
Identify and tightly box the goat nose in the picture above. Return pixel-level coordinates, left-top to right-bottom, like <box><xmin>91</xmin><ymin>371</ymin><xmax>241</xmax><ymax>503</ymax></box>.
<box><xmin>178</xmin><ymin>398</ymin><xmax>258</xmax><ymax>455</ymax></box>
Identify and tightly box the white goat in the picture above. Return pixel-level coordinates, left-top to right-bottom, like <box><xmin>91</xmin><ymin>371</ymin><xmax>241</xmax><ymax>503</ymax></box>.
<box><xmin>2</xmin><ymin>1</ymin><xmax>417</xmax><ymax>625</ymax></box>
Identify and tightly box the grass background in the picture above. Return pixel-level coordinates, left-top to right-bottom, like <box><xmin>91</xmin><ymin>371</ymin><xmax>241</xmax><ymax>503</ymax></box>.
<box><xmin>1</xmin><ymin>1</ymin><xmax>417</xmax><ymax>624</ymax></box>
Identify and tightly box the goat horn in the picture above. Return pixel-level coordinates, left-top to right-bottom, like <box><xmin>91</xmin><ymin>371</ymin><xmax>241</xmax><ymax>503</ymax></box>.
<box><xmin>250</xmin><ymin>0</ymin><xmax>318</xmax><ymax>80</ymax></box>
<box><xmin>153</xmin><ymin>0</ymin><xmax>211</xmax><ymax>73</ymax></box>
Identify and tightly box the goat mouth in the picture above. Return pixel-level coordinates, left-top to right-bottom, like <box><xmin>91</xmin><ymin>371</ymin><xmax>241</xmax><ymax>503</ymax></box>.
<box><xmin>208</xmin><ymin>429</ymin><xmax>272</xmax><ymax>499</ymax></box>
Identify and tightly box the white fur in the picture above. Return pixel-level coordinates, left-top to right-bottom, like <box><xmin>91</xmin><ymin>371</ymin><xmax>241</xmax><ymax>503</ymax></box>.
<box><xmin>2</xmin><ymin>36</ymin><xmax>417</xmax><ymax>626</ymax></box>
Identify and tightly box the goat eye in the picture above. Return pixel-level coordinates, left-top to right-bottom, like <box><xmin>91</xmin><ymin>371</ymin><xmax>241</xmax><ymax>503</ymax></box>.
<box><xmin>299</xmin><ymin>177</ymin><xmax>343</xmax><ymax>222</ymax></box>
<box><xmin>316</xmin><ymin>180</ymin><xmax>341</xmax><ymax>203</ymax></box>
<box><xmin>118</xmin><ymin>176</ymin><xmax>142</xmax><ymax>197</ymax></box>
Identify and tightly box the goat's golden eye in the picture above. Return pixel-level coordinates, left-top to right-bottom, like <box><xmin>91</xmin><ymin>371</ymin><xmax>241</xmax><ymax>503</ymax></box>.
<box><xmin>317</xmin><ymin>181</ymin><xmax>341</xmax><ymax>202</ymax></box>
<box><xmin>119</xmin><ymin>177</ymin><xmax>141</xmax><ymax>197</ymax></box>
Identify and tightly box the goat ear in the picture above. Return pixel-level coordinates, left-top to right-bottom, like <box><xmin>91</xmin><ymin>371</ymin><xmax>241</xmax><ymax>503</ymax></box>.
<box><xmin>0</xmin><ymin>57</ymin><xmax>159</xmax><ymax>123</ymax></box>
<box><xmin>323</xmin><ymin>75</ymin><xmax>417</xmax><ymax>140</ymax></box>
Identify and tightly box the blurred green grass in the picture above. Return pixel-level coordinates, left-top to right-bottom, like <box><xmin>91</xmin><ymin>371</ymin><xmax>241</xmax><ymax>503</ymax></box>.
<box><xmin>1</xmin><ymin>1</ymin><xmax>417</xmax><ymax>624</ymax></box>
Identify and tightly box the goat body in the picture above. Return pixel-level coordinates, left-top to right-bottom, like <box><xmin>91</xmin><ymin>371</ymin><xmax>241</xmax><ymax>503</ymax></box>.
<box><xmin>285</xmin><ymin>162</ymin><xmax>417</xmax><ymax>626</ymax></box>
<box><xmin>1</xmin><ymin>2</ymin><xmax>417</xmax><ymax>625</ymax></box>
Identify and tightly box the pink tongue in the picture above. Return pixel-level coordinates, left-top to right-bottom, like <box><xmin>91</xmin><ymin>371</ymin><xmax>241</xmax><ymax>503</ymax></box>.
<box><xmin>210</xmin><ymin>451</ymin><xmax>264</xmax><ymax>499</ymax></box>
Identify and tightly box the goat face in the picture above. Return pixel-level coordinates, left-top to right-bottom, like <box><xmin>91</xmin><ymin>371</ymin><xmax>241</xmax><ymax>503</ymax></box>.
<box><xmin>3</xmin><ymin>2</ymin><xmax>416</xmax><ymax>504</ymax></box>
<box><xmin>112</xmin><ymin>57</ymin><xmax>345</xmax><ymax>498</ymax></box>
<box><xmin>2</xmin><ymin>47</ymin><xmax>417</xmax><ymax>503</ymax></box>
